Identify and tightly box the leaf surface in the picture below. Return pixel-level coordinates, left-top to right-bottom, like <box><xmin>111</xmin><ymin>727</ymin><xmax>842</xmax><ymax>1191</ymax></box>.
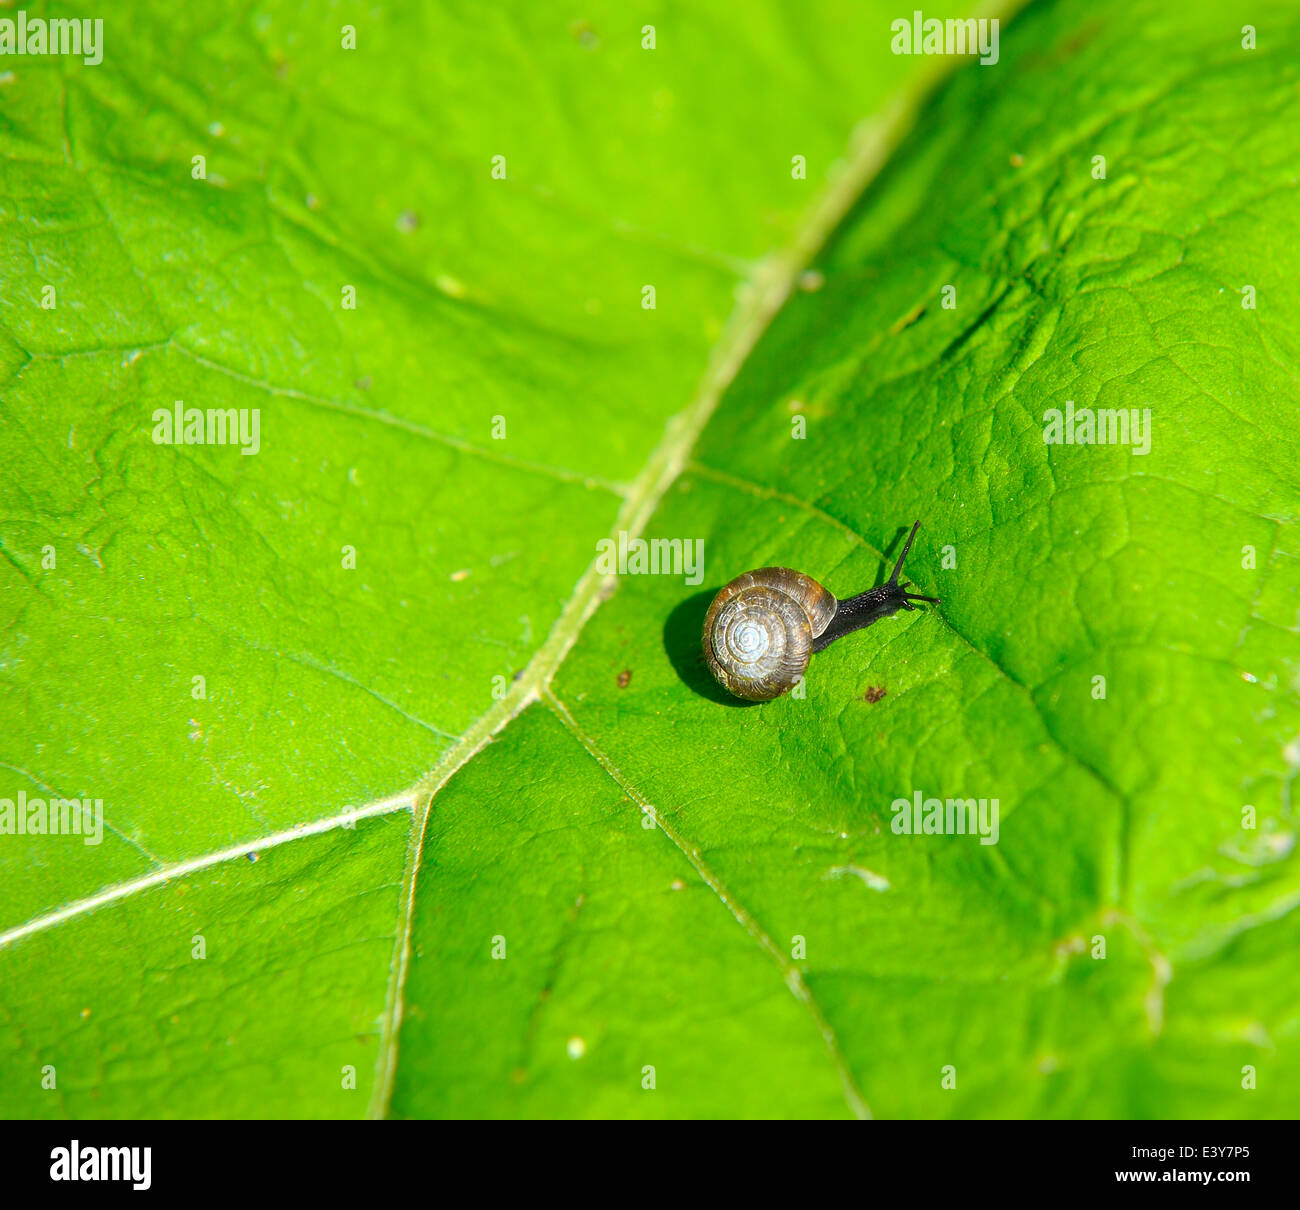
<box><xmin>2</xmin><ymin>0</ymin><xmax>1297</xmax><ymax>1119</ymax></box>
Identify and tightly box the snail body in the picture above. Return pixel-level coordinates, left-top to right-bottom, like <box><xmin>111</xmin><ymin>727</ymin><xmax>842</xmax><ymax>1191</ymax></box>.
<box><xmin>702</xmin><ymin>520</ymin><xmax>939</xmax><ymax>702</ymax></box>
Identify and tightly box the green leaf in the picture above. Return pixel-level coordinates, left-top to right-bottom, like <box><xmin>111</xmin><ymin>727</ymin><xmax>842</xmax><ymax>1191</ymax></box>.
<box><xmin>3</xmin><ymin>0</ymin><xmax>1297</xmax><ymax>1120</ymax></box>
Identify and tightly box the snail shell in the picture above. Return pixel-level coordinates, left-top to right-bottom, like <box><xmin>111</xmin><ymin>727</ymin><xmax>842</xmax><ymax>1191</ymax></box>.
<box><xmin>702</xmin><ymin>568</ymin><xmax>836</xmax><ymax>702</ymax></box>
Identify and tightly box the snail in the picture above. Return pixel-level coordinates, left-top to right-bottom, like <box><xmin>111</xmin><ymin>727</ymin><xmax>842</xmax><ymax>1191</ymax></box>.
<box><xmin>702</xmin><ymin>520</ymin><xmax>939</xmax><ymax>701</ymax></box>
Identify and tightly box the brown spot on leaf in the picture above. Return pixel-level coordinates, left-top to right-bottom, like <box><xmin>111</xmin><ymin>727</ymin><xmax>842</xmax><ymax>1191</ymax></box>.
<box><xmin>617</xmin><ymin>669</ymin><xmax>632</xmax><ymax>688</ymax></box>
<box><xmin>862</xmin><ymin>686</ymin><xmax>887</xmax><ymax>703</ymax></box>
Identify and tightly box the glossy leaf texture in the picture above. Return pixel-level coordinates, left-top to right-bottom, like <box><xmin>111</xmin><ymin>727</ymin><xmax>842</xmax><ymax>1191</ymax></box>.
<box><xmin>2</xmin><ymin>0</ymin><xmax>1297</xmax><ymax>1119</ymax></box>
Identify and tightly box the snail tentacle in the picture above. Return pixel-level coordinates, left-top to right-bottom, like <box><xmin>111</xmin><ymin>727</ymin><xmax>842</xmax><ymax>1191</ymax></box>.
<box><xmin>812</xmin><ymin>520</ymin><xmax>939</xmax><ymax>653</ymax></box>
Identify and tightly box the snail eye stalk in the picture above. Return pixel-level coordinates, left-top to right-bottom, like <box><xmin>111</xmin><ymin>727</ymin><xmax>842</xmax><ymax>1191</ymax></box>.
<box><xmin>811</xmin><ymin>520</ymin><xmax>940</xmax><ymax>653</ymax></box>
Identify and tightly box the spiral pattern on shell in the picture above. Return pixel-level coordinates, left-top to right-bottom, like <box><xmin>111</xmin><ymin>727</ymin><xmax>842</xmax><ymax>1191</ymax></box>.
<box><xmin>702</xmin><ymin>568</ymin><xmax>837</xmax><ymax>701</ymax></box>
